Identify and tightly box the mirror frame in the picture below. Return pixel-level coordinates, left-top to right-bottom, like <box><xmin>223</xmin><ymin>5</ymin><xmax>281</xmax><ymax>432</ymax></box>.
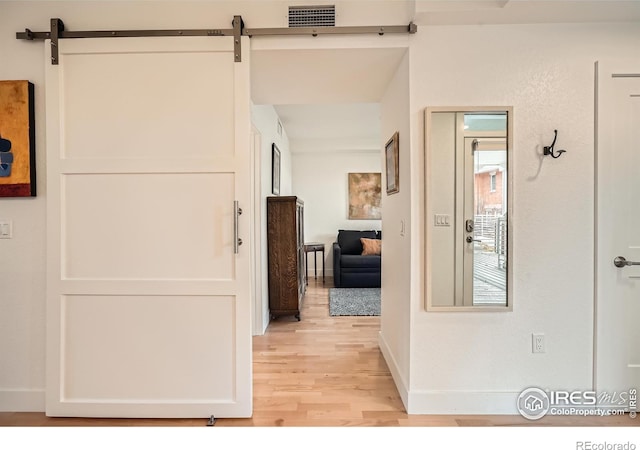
<box><xmin>424</xmin><ymin>106</ymin><xmax>514</xmax><ymax>312</ymax></box>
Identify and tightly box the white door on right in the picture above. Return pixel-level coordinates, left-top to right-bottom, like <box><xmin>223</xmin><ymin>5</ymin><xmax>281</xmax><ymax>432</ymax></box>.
<box><xmin>596</xmin><ymin>61</ymin><xmax>640</xmax><ymax>398</ymax></box>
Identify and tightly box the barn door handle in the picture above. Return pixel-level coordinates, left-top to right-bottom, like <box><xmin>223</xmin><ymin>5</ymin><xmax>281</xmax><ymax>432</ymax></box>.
<box><xmin>614</xmin><ymin>256</ymin><xmax>640</xmax><ymax>268</ymax></box>
<box><xmin>234</xmin><ymin>201</ymin><xmax>243</xmax><ymax>254</ymax></box>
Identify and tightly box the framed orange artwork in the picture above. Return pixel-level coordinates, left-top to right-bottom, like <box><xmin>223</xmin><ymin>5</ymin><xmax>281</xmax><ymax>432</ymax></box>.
<box><xmin>348</xmin><ymin>172</ymin><xmax>381</xmax><ymax>220</ymax></box>
<box><xmin>0</xmin><ymin>80</ymin><xmax>36</xmax><ymax>197</ymax></box>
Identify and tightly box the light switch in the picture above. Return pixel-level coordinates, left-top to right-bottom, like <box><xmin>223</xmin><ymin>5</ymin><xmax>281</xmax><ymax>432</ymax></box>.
<box><xmin>434</xmin><ymin>214</ymin><xmax>451</xmax><ymax>227</ymax></box>
<box><xmin>0</xmin><ymin>220</ymin><xmax>12</xmax><ymax>239</ymax></box>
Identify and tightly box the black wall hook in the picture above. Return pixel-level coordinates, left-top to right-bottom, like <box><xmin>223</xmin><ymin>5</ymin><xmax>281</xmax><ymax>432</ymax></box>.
<box><xmin>543</xmin><ymin>129</ymin><xmax>566</xmax><ymax>159</ymax></box>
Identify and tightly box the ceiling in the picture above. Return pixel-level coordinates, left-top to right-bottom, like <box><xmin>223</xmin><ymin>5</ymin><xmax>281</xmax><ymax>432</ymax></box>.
<box><xmin>250</xmin><ymin>1</ymin><xmax>640</xmax><ymax>154</ymax></box>
<box><xmin>251</xmin><ymin>48</ymin><xmax>407</xmax><ymax>106</ymax></box>
<box><xmin>414</xmin><ymin>1</ymin><xmax>640</xmax><ymax>26</ymax></box>
<box><xmin>252</xmin><ymin>46</ymin><xmax>406</xmax><ymax>153</ymax></box>
<box><xmin>274</xmin><ymin>103</ymin><xmax>381</xmax><ymax>152</ymax></box>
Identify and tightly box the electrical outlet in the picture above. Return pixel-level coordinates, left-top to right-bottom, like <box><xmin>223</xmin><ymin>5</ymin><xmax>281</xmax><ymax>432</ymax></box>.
<box><xmin>532</xmin><ymin>333</ymin><xmax>545</xmax><ymax>353</ymax></box>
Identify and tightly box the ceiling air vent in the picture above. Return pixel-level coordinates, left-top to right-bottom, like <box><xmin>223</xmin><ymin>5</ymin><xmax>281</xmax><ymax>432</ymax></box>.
<box><xmin>288</xmin><ymin>5</ymin><xmax>336</xmax><ymax>28</ymax></box>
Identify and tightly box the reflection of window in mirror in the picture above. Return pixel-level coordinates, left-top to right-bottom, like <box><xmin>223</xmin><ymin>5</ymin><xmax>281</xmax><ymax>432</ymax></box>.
<box><xmin>425</xmin><ymin>107</ymin><xmax>513</xmax><ymax>312</ymax></box>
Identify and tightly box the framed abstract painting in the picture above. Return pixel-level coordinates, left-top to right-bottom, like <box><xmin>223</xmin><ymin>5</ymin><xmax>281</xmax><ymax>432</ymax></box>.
<box><xmin>385</xmin><ymin>131</ymin><xmax>399</xmax><ymax>195</ymax></box>
<box><xmin>348</xmin><ymin>172</ymin><xmax>381</xmax><ymax>220</ymax></box>
<box><xmin>272</xmin><ymin>143</ymin><xmax>281</xmax><ymax>195</ymax></box>
<box><xmin>0</xmin><ymin>80</ymin><xmax>36</xmax><ymax>197</ymax></box>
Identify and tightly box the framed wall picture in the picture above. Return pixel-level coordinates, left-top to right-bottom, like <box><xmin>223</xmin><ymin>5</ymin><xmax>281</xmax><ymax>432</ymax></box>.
<box><xmin>272</xmin><ymin>143</ymin><xmax>281</xmax><ymax>195</ymax></box>
<box><xmin>348</xmin><ymin>172</ymin><xmax>382</xmax><ymax>220</ymax></box>
<box><xmin>385</xmin><ymin>131</ymin><xmax>399</xmax><ymax>195</ymax></box>
<box><xmin>0</xmin><ymin>80</ymin><xmax>36</xmax><ymax>197</ymax></box>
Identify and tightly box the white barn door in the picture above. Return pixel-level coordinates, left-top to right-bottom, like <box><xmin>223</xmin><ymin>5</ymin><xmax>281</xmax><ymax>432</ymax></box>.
<box><xmin>45</xmin><ymin>37</ymin><xmax>252</xmax><ymax>417</ymax></box>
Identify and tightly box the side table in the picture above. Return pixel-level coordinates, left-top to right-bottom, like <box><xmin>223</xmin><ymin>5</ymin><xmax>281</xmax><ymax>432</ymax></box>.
<box><xmin>304</xmin><ymin>242</ymin><xmax>325</xmax><ymax>284</ymax></box>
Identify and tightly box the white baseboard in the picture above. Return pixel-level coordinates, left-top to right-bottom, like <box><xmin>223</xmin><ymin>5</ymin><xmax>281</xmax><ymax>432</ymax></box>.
<box><xmin>378</xmin><ymin>331</ymin><xmax>410</xmax><ymax>411</ymax></box>
<box><xmin>0</xmin><ymin>389</ymin><xmax>45</xmax><ymax>412</ymax></box>
<box><xmin>407</xmin><ymin>390</ymin><xmax>520</xmax><ymax>415</ymax></box>
<box><xmin>378</xmin><ymin>332</ymin><xmax>519</xmax><ymax>415</ymax></box>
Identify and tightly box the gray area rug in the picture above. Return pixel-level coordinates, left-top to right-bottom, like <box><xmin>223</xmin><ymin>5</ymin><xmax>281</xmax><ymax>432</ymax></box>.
<box><xmin>329</xmin><ymin>288</ymin><xmax>381</xmax><ymax>316</ymax></box>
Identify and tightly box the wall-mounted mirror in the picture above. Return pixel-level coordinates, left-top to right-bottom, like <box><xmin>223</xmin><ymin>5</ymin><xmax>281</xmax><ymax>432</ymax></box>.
<box><xmin>424</xmin><ymin>107</ymin><xmax>513</xmax><ymax>311</ymax></box>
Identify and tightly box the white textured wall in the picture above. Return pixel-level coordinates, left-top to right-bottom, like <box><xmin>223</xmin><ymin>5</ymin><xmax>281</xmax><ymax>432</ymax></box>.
<box><xmin>408</xmin><ymin>22</ymin><xmax>640</xmax><ymax>414</ymax></box>
<box><xmin>379</xmin><ymin>50</ymin><xmax>412</xmax><ymax>406</ymax></box>
<box><xmin>291</xmin><ymin>150</ymin><xmax>382</xmax><ymax>277</ymax></box>
<box><xmin>251</xmin><ymin>104</ymin><xmax>292</xmax><ymax>335</ymax></box>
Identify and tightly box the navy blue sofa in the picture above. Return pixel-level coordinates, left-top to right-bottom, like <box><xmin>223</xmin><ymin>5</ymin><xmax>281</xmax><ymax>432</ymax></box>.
<box><xmin>332</xmin><ymin>229</ymin><xmax>381</xmax><ymax>288</ymax></box>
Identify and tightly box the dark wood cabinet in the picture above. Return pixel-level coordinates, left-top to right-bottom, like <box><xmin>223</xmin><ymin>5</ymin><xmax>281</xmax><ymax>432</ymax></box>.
<box><xmin>267</xmin><ymin>196</ymin><xmax>305</xmax><ymax>321</ymax></box>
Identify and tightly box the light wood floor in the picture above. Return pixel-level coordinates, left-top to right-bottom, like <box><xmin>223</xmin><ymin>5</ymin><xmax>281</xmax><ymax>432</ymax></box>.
<box><xmin>0</xmin><ymin>278</ymin><xmax>636</xmax><ymax>427</ymax></box>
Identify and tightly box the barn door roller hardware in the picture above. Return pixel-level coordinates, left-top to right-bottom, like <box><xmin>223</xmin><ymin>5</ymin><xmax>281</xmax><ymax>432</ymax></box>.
<box><xmin>17</xmin><ymin>16</ymin><xmax>245</xmax><ymax>65</ymax></box>
<box><xmin>16</xmin><ymin>15</ymin><xmax>417</xmax><ymax>65</ymax></box>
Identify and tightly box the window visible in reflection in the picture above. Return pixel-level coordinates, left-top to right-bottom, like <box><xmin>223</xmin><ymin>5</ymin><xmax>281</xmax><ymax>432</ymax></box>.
<box><xmin>468</xmin><ymin>130</ymin><xmax>507</xmax><ymax>307</ymax></box>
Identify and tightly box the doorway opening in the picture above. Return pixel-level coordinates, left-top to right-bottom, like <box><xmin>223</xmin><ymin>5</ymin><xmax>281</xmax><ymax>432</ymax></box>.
<box><xmin>250</xmin><ymin>44</ymin><xmax>409</xmax><ymax>335</ymax></box>
<box><xmin>462</xmin><ymin>114</ymin><xmax>508</xmax><ymax>307</ymax></box>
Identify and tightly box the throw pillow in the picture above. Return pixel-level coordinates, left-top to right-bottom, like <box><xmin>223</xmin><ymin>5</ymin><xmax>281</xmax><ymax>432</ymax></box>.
<box><xmin>361</xmin><ymin>238</ymin><xmax>381</xmax><ymax>256</ymax></box>
<box><xmin>338</xmin><ymin>230</ymin><xmax>376</xmax><ymax>254</ymax></box>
